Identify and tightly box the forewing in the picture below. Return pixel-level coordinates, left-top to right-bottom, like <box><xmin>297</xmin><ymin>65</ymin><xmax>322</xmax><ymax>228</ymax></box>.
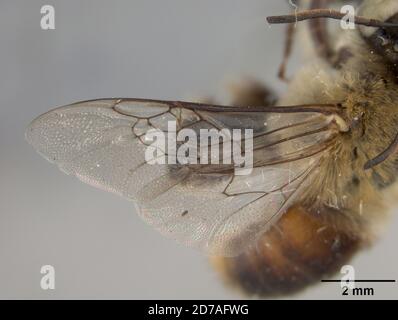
<box><xmin>26</xmin><ymin>98</ymin><xmax>339</xmax><ymax>256</ymax></box>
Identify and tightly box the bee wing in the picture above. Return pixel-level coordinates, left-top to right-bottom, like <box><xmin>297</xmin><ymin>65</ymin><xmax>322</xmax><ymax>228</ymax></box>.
<box><xmin>26</xmin><ymin>98</ymin><xmax>340</xmax><ymax>256</ymax></box>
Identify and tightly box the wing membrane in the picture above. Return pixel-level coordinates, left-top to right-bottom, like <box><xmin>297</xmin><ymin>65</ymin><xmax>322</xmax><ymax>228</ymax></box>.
<box><xmin>26</xmin><ymin>98</ymin><xmax>340</xmax><ymax>256</ymax></box>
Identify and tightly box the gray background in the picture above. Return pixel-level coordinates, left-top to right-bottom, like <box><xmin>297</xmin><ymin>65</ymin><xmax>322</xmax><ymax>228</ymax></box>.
<box><xmin>0</xmin><ymin>0</ymin><xmax>397</xmax><ymax>299</ymax></box>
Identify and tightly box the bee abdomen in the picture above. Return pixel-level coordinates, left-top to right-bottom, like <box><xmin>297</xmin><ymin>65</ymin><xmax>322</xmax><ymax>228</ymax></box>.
<box><xmin>212</xmin><ymin>205</ymin><xmax>362</xmax><ymax>297</ymax></box>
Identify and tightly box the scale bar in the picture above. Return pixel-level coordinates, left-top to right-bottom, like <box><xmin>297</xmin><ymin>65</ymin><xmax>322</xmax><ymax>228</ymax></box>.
<box><xmin>322</xmin><ymin>280</ymin><xmax>396</xmax><ymax>283</ymax></box>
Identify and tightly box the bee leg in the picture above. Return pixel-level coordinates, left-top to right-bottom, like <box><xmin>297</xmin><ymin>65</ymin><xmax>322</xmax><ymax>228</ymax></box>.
<box><xmin>307</xmin><ymin>0</ymin><xmax>359</xmax><ymax>68</ymax></box>
<box><xmin>279</xmin><ymin>0</ymin><xmax>334</xmax><ymax>66</ymax></box>
<box><xmin>278</xmin><ymin>23</ymin><xmax>296</xmax><ymax>82</ymax></box>
<box><xmin>278</xmin><ymin>0</ymin><xmax>337</xmax><ymax>80</ymax></box>
<box><xmin>308</xmin><ymin>0</ymin><xmax>335</xmax><ymax>62</ymax></box>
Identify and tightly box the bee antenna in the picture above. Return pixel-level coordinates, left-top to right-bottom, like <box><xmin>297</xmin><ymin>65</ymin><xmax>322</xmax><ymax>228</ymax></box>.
<box><xmin>364</xmin><ymin>132</ymin><xmax>398</xmax><ymax>170</ymax></box>
<box><xmin>267</xmin><ymin>9</ymin><xmax>398</xmax><ymax>29</ymax></box>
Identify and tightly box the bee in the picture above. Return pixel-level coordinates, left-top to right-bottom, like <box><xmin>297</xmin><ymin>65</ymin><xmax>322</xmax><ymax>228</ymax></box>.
<box><xmin>26</xmin><ymin>0</ymin><xmax>398</xmax><ymax>297</ymax></box>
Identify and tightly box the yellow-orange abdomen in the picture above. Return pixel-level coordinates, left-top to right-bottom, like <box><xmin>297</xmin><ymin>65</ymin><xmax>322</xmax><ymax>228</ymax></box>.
<box><xmin>212</xmin><ymin>205</ymin><xmax>362</xmax><ymax>297</ymax></box>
